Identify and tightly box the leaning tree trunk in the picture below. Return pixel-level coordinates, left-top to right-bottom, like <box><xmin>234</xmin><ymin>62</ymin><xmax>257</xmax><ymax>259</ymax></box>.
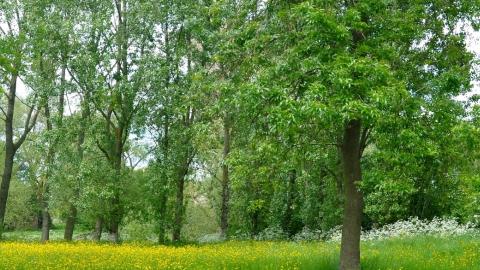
<box><xmin>220</xmin><ymin>113</ymin><xmax>231</xmax><ymax>239</ymax></box>
<box><xmin>339</xmin><ymin>119</ymin><xmax>363</xmax><ymax>270</ymax></box>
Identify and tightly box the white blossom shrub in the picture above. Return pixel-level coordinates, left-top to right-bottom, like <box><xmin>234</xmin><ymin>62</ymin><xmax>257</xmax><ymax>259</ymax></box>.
<box><xmin>327</xmin><ymin>217</ymin><xmax>478</xmax><ymax>242</ymax></box>
<box><xmin>198</xmin><ymin>233</ymin><xmax>224</xmax><ymax>244</ymax></box>
<box><xmin>292</xmin><ymin>227</ymin><xmax>323</xmax><ymax>242</ymax></box>
<box><xmin>254</xmin><ymin>225</ymin><xmax>287</xmax><ymax>241</ymax></box>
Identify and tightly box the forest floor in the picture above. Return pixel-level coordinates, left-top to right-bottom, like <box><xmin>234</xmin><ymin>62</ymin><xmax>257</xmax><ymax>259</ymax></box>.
<box><xmin>0</xmin><ymin>234</ymin><xmax>479</xmax><ymax>269</ymax></box>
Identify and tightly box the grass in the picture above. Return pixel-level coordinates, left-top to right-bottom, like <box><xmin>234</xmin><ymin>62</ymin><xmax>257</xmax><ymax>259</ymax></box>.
<box><xmin>0</xmin><ymin>235</ymin><xmax>478</xmax><ymax>269</ymax></box>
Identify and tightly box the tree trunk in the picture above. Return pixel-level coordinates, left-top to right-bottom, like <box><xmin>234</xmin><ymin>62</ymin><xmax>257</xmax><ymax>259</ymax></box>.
<box><xmin>220</xmin><ymin>113</ymin><xmax>231</xmax><ymax>239</ymax></box>
<box><xmin>282</xmin><ymin>169</ymin><xmax>296</xmax><ymax>237</ymax></box>
<box><xmin>157</xmin><ymin>191</ymin><xmax>168</xmax><ymax>244</ymax></box>
<box><xmin>64</xmin><ymin>63</ymin><xmax>88</xmax><ymax>241</ymax></box>
<box><xmin>172</xmin><ymin>165</ymin><xmax>187</xmax><ymax>242</ymax></box>
<box><xmin>0</xmin><ymin>151</ymin><xmax>14</xmax><ymax>236</ymax></box>
<box><xmin>41</xmin><ymin>201</ymin><xmax>50</xmax><ymax>242</ymax></box>
<box><xmin>110</xmin><ymin>140</ymin><xmax>123</xmax><ymax>243</ymax></box>
<box><xmin>0</xmin><ymin>75</ymin><xmax>17</xmax><ymax>237</ymax></box>
<box><xmin>158</xmin><ymin>110</ymin><xmax>169</xmax><ymax>244</ymax></box>
<box><xmin>339</xmin><ymin>119</ymin><xmax>363</xmax><ymax>270</ymax></box>
<box><xmin>110</xmin><ymin>192</ymin><xmax>121</xmax><ymax>243</ymax></box>
<box><xmin>64</xmin><ymin>204</ymin><xmax>77</xmax><ymax>241</ymax></box>
<box><xmin>93</xmin><ymin>217</ymin><xmax>103</xmax><ymax>241</ymax></box>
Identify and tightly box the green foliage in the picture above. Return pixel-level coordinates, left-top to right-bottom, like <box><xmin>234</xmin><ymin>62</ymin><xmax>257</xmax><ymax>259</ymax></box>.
<box><xmin>0</xmin><ymin>0</ymin><xmax>479</xmax><ymax>253</ymax></box>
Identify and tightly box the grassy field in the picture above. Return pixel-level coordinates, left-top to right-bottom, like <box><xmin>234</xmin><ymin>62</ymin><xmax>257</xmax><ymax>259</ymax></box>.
<box><xmin>0</xmin><ymin>236</ymin><xmax>478</xmax><ymax>269</ymax></box>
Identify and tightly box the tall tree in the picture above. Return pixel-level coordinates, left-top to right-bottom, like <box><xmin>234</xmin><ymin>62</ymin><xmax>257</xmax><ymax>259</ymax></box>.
<box><xmin>0</xmin><ymin>0</ymin><xmax>40</xmax><ymax>237</ymax></box>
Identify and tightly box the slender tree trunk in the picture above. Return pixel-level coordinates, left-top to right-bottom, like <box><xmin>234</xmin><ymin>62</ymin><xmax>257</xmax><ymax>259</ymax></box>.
<box><xmin>158</xmin><ymin>107</ymin><xmax>170</xmax><ymax>244</ymax></box>
<box><xmin>251</xmin><ymin>210</ymin><xmax>259</xmax><ymax>237</ymax></box>
<box><xmin>40</xmin><ymin>65</ymin><xmax>65</xmax><ymax>243</ymax></box>
<box><xmin>93</xmin><ymin>217</ymin><xmax>103</xmax><ymax>241</ymax></box>
<box><xmin>172</xmin><ymin>107</ymin><xmax>194</xmax><ymax>242</ymax></box>
<box><xmin>172</xmin><ymin>164</ymin><xmax>188</xmax><ymax>242</ymax></box>
<box><xmin>64</xmin><ymin>90</ymin><xmax>89</xmax><ymax>241</ymax></box>
<box><xmin>339</xmin><ymin>119</ymin><xmax>363</xmax><ymax>270</ymax></box>
<box><xmin>0</xmin><ymin>150</ymin><xmax>15</xmax><ymax>236</ymax></box>
<box><xmin>220</xmin><ymin>113</ymin><xmax>231</xmax><ymax>239</ymax></box>
<box><xmin>110</xmin><ymin>135</ymin><xmax>123</xmax><ymax>243</ymax></box>
<box><xmin>0</xmin><ymin>75</ymin><xmax>17</xmax><ymax>237</ymax></box>
<box><xmin>41</xmin><ymin>104</ymin><xmax>53</xmax><ymax>243</ymax></box>
<box><xmin>283</xmin><ymin>169</ymin><xmax>296</xmax><ymax>237</ymax></box>
<box><xmin>110</xmin><ymin>192</ymin><xmax>121</xmax><ymax>243</ymax></box>
<box><xmin>157</xmin><ymin>192</ymin><xmax>168</xmax><ymax>244</ymax></box>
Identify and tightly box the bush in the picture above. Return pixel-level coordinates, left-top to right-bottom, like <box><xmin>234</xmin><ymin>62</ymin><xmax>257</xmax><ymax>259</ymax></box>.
<box><xmin>326</xmin><ymin>217</ymin><xmax>478</xmax><ymax>242</ymax></box>
<box><xmin>292</xmin><ymin>227</ymin><xmax>323</xmax><ymax>242</ymax></box>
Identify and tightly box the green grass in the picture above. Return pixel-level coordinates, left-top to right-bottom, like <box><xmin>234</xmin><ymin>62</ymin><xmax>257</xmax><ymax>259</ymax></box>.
<box><xmin>360</xmin><ymin>235</ymin><xmax>480</xmax><ymax>270</ymax></box>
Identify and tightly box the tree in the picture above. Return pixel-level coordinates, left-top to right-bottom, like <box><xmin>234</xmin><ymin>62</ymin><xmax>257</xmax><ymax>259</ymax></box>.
<box><xmin>0</xmin><ymin>0</ymin><xmax>40</xmax><ymax>237</ymax></box>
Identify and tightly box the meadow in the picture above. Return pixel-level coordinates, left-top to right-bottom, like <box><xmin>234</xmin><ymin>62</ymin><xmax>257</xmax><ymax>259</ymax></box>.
<box><xmin>0</xmin><ymin>235</ymin><xmax>479</xmax><ymax>270</ymax></box>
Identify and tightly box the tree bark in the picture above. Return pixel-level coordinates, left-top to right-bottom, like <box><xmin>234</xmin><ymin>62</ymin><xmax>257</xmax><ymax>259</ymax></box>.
<box><xmin>0</xmin><ymin>75</ymin><xmax>18</xmax><ymax>236</ymax></box>
<box><xmin>0</xmin><ymin>150</ymin><xmax>15</xmax><ymax>236</ymax></box>
<box><xmin>41</xmin><ymin>201</ymin><xmax>50</xmax><ymax>242</ymax></box>
<box><xmin>282</xmin><ymin>169</ymin><xmax>296</xmax><ymax>237</ymax></box>
<box><xmin>93</xmin><ymin>216</ymin><xmax>103</xmax><ymax>241</ymax></box>
<box><xmin>41</xmin><ymin>65</ymin><xmax>65</xmax><ymax>243</ymax></box>
<box><xmin>110</xmin><ymin>131</ymin><xmax>123</xmax><ymax>243</ymax></box>
<box><xmin>64</xmin><ymin>92</ymin><xmax>88</xmax><ymax>241</ymax></box>
<box><xmin>220</xmin><ymin>113</ymin><xmax>231</xmax><ymax>239</ymax></box>
<box><xmin>172</xmin><ymin>163</ymin><xmax>188</xmax><ymax>242</ymax></box>
<box><xmin>157</xmin><ymin>191</ymin><xmax>168</xmax><ymax>244</ymax></box>
<box><xmin>0</xmin><ymin>73</ymin><xmax>38</xmax><ymax>237</ymax></box>
<box><xmin>40</xmin><ymin>103</ymin><xmax>53</xmax><ymax>243</ymax></box>
<box><xmin>339</xmin><ymin>119</ymin><xmax>363</xmax><ymax>270</ymax></box>
<box><xmin>64</xmin><ymin>204</ymin><xmax>77</xmax><ymax>241</ymax></box>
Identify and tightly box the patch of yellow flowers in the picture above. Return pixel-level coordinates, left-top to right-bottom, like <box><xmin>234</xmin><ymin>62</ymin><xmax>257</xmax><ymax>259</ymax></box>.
<box><xmin>1</xmin><ymin>238</ymin><xmax>479</xmax><ymax>269</ymax></box>
<box><xmin>0</xmin><ymin>241</ymin><xmax>332</xmax><ymax>270</ymax></box>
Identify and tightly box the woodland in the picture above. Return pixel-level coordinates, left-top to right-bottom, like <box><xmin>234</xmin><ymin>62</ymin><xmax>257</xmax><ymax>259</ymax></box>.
<box><xmin>0</xmin><ymin>0</ymin><xmax>480</xmax><ymax>270</ymax></box>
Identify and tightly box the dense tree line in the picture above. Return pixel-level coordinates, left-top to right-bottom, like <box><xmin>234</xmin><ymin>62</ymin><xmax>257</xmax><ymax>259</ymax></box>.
<box><xmin>0</xmin><ymin>0</ymin><xmax>479</xmax><ymax>269</ymax></box>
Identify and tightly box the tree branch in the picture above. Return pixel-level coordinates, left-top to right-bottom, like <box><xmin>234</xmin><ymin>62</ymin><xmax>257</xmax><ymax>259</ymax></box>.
<box><xmin>14</xmin><ymin>105</ymin><xmax>40</xmax><ymax>150</ymax></box>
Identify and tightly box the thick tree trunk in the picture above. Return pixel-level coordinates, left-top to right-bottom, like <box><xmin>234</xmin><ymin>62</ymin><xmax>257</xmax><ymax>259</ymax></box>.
<box><xmin>220</xmin><ymin>114</ymin><xmax>231</xmax><ymax>239</ymax></box>
<box><xmin>339</xmin><ymin>119</ymin><xmax>363</xmax><ymax>270</ymax></box>
<box><xmin>64</xmin><ymin>204</ymin><xmax>77</xmax><ymax>241</ymax></box>
<box><xmin>93</xmin><ymin>217</ymin><xmax>103</xmax><ymax>241</ymax></box>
